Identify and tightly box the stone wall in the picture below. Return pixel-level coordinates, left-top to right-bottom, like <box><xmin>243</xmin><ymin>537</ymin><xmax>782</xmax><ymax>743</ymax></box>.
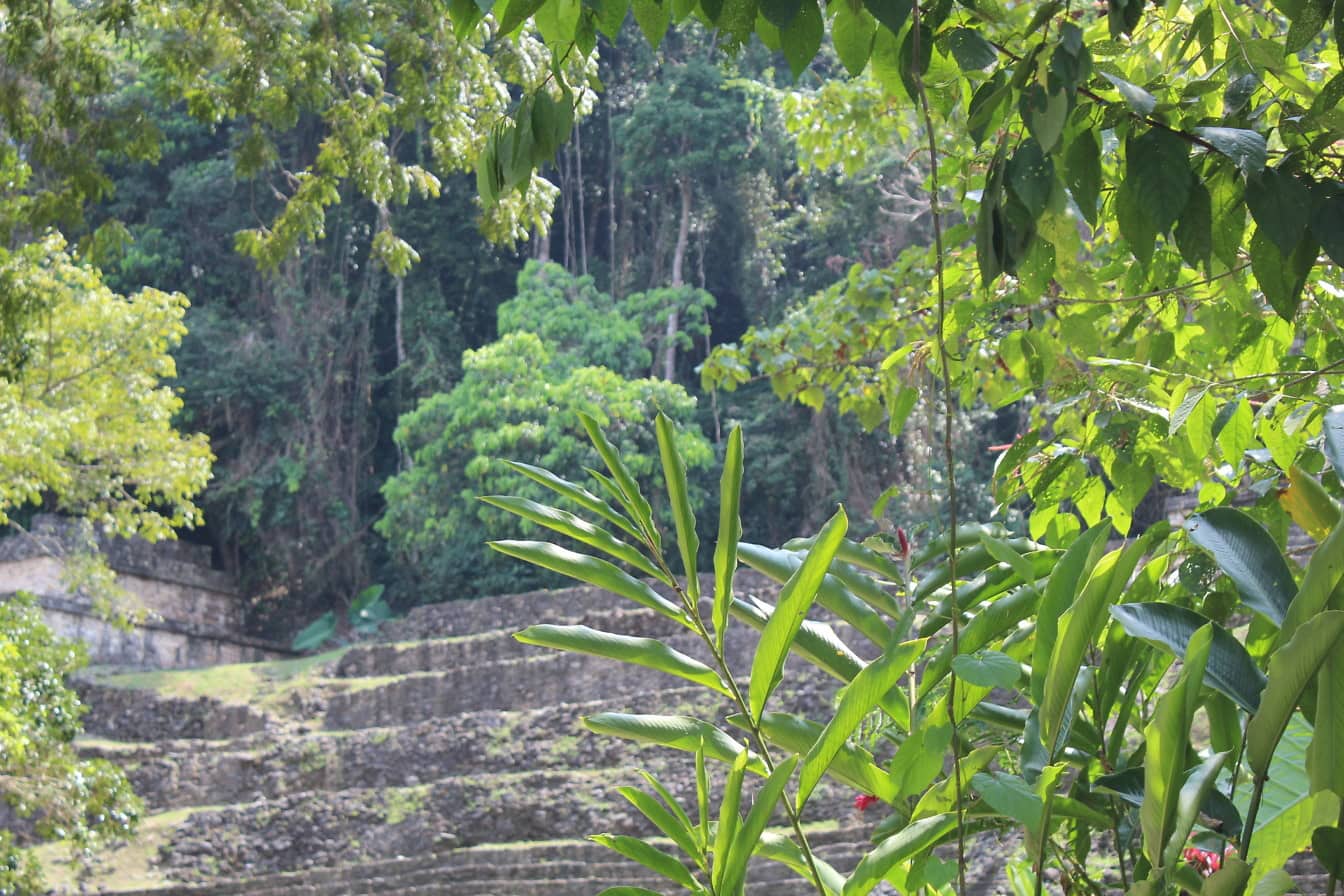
<box><xmin>0</xmin><ymin>515</ymin><xmax>289</xmax><ymax>669</ymax></box>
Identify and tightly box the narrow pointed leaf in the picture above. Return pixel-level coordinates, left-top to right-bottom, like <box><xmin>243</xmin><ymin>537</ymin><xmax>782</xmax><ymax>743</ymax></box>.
<box><xmin>489</xmin><ymin>540</ymin><xmax>686</xmax><ymax>622</ymax></box>
<box><xmin>584</xmin><ymin>713</ymin><xmax>767</xmax><ymax>775</ymax></box>
<box><xmin>1248</xmin><ymin>611</ymin><xmax>1344</xmax><ymax>777</ymax></box>
<box><xmin>591</xmin><ymin>834</ymin><xmax>699</xmax><ymax>890</ymax></box>
<box><xmin>1202</xmin><ymin>856</ymin><xmax>1252</xmax><ymax>896</ymax></box>
<box><xmin>842</xmin><ymin>814</ymin><xmax>958</xmax><ymax>896</ymax></box>
<box><xmin>1279</xmin><ymin>517</ymin><xmax>1344</xmax><ymax>646</ymax></box>
<box><xmin>1031</xmin><ymin>523</ymin><xmax>1110</xmax><ymax>703</ymax></box>
<box><xmin>730</xmin><ymin>597</ymin><xmax>867</xmax><ymax>685</ymax></box>
<box><xmin>1308</xmin><ymin>640</ymin><xmax>1344</xmax><ymax>795</ymax></box>
<box><xmin>749</xmin><ymin>507</ymin><xmax>848</xmax><ymax>720</ymax></box>
<box><xmin>1186</xmin><ymin>508</ymin><xmax>1296</xmax><ymax>625</ymax></box>
<box><xmin>755</xmin><ymin>832</ymin><xmax>845</xmax><ymax>894</ymax></box>
<box><xmin>617</xmin><ymin>785</ymin><xmax>704</xmax><ymax>867</ymax></box>
<box><xmin>720</xmin><ymin>755</ymin><xmax>799</xmax><ymax>896</ymax></box>
<box><xmin>739</xmin><ymin>542</ymin><xmax>890</xmax><ymax>646</ymax></box>
<box><xmin>713</xmin><ymin>749</ymin><xmax>748</xmax><ymax>892</ymax></box>
<box><xmin>656</xmin><ymin>413</ymin><xmax>700</xmax><ymax>602</ymax></box>
<box><xmin>1325</xmin><ymin>406</ymin><xmax>1344</xmax><ymax>479</ymax></box>
<box><xmin>482</xmin><ymin>495</ymin><xmax>662</xmax><ymax>580</ymax></box>
<box><xmin>739</xmin><ymin>711</ymin><xmax>895</xmax><ymax>800</ymax></box>
<box><xmin>714</xmin><ymin>427</ymin><xmax>744</xmax><ymax>653</ymax></box>
<box><xmin>1162</xmin><ymin>750</ymin><xmax>1230</xmax><ymax>869</ymax></box>
<box><xmin>581</xmin><ymin>413</ymin><xmax>659</xmax><ymax>549</ymax></box>
<box><xmin>637</xmin><ymin>770</ymin><xmax>699</xmax><ymax>851</ymax></box>
<box><xmin>516</xmin><ymin>624</ymin><xmax>729</xmax><ymax>694</ymax></box>
<box><xmin>798</xmin><ymin>638</ymin><xmax>926</xmax><ymax>809</ymax></box>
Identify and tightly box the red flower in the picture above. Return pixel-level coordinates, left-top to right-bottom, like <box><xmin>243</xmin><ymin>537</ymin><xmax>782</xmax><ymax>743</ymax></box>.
<box><xmin>1183</xmin><ymin>847</ymin><xmax>1222</xmax><ymax>877</ymax></box>
<box><xmin>853</xmin><ymin>794</ymin><xmax>880</xmax><ymax>811</ymax></box>
<box><xmin>896</xmin><ymin>527</ymin><xmax>911</xmax><ymax>561</ymax></box>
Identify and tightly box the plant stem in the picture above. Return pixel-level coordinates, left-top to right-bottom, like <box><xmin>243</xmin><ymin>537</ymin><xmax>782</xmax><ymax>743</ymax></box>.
<box><xmin>1111</xmin><ymin>802</ymin><xmax>1129</xmax><ymax>891</ymax></box>
<box><xmin>908</xmin><ymin>2</ymin><xmax>965</xmax><ymax>893</ymax></box>
<box><xmin>1238</xmin><ymin>774</ymin><xmax>1266</xmax><ymax>862</ymax></box>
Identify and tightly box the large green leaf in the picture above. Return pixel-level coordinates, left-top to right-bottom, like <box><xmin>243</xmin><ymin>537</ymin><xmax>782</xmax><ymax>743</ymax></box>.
<box><xmin>754</xmin><ymin>832</ymin><xmax>845</xmax><ymax>895</ymax></box>
<box><xmin>719</xmin><ymin>755</ymin><xmax>798</xmax><ymax>896</ymax></box>
<box><xmin>1308</xmin><ymin>638</ymin><xmax>1344</xmax><ymax>796</ymax></box>
<box><xmin>1031</xmin><ymin>523</ymin><xmax>1109</xmax><ymax>703</ymax></box>
<box><xmin>1247</xmin><ymin>610</ymin><xmax>1344</xmax><ymax>777</ymax></box>
<box><xmin>841</xmin><ymin>814</ymin><xmax>958</xmax><ymax>896</ymax></box>
<box><xmin>713</xmin><ymin>427</ymin><xmax>744</xmax><ymax>653</ymax></box>
<box><xmin>749</xmin><ymin>507</ymin><xmax>848</xmax><ymax>720</ymax></box>
<box><xmin>515</xmin><ymin>624</ymin><xmax>729</xmax><ymax>694</ymax></box>
<box><xmin>739</xmin><ymin>542</ymin><xmax>890</xmax><ymax>646</ymax></box>
<box><xmin>1325</xmin><ymin>406</ymin><xmax>1344</xmax><ymax>479</ymax></box>
<box><xmin>780</xmin><ymin>0</ymin><xmax>823</xmax><ymax>79</ymax></box>
<box><xmin>797</xmin><ymin>637</ymin><xmax>926</xmax><ymax>808</ymax></box>
<box><xmin>739</xmin><ymin>711</ymin><xmax>894</xmax><ymax>800</ymax></box>
<box><xmin>1246</xmin><ymin>791</ymin><xmax>1340</xmax><ymax>890</ymax></box>
<box><xmin>729</xmin><ymin>597</ymin><xmax>868</xmax><ymax>687</ymax></box>
<box><xmin>919</xmin><ymin>584</ymin><xmax>1039</xmax><ymax>699</ymax></box>
<box><xmin>481</xmin><ymin>495</ymin><xmax>662</xmax><ymax>580</ymax></box>
<box><xmin>1162</xmin><ymin>750</ymin><xmax>1230</xmax><ymax>869</ymax></box>
<box><xmin>291</xmin><ymin>611</ymin><xmax>336</xmax><ymax>652</ymax></box>
<box><xmin>583</xmin><ymin>713</ymin><xmax>767</xmax><ymax>775</ymax></box>
<box><xmin>1109</xmin><ymin>602</ymin><xmax>1267</xmax><ymax>713</ymax></box>
<box><xmin>488</xmin><ymin>540</ymin><xmax>687</xmax><ymax>622</ymax></box>
<box><xmin>1279</xmin><ymin>517</ymin><xmax>1344</xmax><ymax>646</ymax></box>
<box><xmin>591</xmin><ymin>833</ymin><xmax>700</xmax><ymax>891</ymax></box>
<box><xmin>1185</xmin><ymin>508</ymin><xmax>1297</xmax><ymax>626</ymax></box>
<box><xmin>656</xmin><ymin>413</ymin><xmax>700</xmax><ymax>603</ymax></box>
<box><xmin>1094</xmin><ymin>766</ymin><xmax>1243</xmax><ymax>838</ymax></box>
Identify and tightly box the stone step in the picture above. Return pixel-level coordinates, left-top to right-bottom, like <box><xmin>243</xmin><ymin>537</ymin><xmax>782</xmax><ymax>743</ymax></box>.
<box><xmin>74</xmin><ymin>680</ymin><xmax>271</xmax><ymax>741</ymax></box>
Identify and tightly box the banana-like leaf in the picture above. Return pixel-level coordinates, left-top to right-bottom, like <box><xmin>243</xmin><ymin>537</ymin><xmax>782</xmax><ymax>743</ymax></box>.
<box><xmin>1278</xmin><ymin>517</ymin><xmax>1344</xmax><ymax>647</ymax></box>
<box><xmin>912</xmin><ymin>542</ymin><xmax>1032</xmax><ymax>603</ymax></box>
<box><xmin>712</xmin><ymin>750</ymin><xmax>748</xmax><ymax>893</ymax></box>
<box><xmin>713</xmin><ymin>427</ymin><xmax>744</xmax><ymax>654</ymax></box>
<box><xmin>1185</xmin><ymin>507</ymin><xmax>1296</xmax><ymax>626</ymax></box>
<box><xmin>912</xmin><ymin>745</ymin><xmax>1000</xmax><ymax>820</ymax></box>
<box><xmin>739</xmin><ymin>541</ymin><xmax>890</xmax><ymax>647</ymax></box>
<box><xmin>489</xmin><ymin>540</ymin><xmax>687</xmax><ymax>623</ymax></box>
<box><xmin>735</xmin><ymin>711</ymin><xmax>895</xmax><ymax>801</ymax></box>
<box><xmin>1246</xmin><ymin>791</ymin><xmax>1340</xmax><ymax>891</ymax></box>
<box><xmin>719</xmin><ymin>755</ymin><xmax>798</xmax><ymax>896</ymax></box>
<box><xmin>591</xmin><ymin>833</ymin><xmax>700</xmax><ymax>891</ymax></box>
<box><xmin>841</xmin><ymin>813</ymin><xmax>959</xmax><ymax>896</ymax></box>
<box><xmin>749</xmin><ymin>508</ymin><xmax>848</xmax><ymax>721</ymax></box>
<box><xmin>581</xmin><ymin>412</ymin><xmax>659</xmax><ymax>550</ymax></box>
<box><xmin>1094</xmin><ymin>766</ymin><xmax>1243</xmax><ymax>837</ymax></box>
<box><xmin>1031</xmin><ymin>523</ymin><xmax>1110</xmax><ymax>704</ymax></box>
<box><xmin>754</xmin><ymin>832</ymin><xmax>845</xmax><ymax>895</ymax></box>
<box><xmin>798</xmin><ymin>638</ymin><xmax>926</xmax><ymax>809</ymax></box>
<box><xmin>504</xmin><ymin>459</ymin><xmax>643</xmax><ymax>541</ymax></box>
<box><xmin>1109</xmin><ymin>602</ymin><xmax>1267</xmax><ymax>713</ymax></box>
<box><xmin>1043</xmin><ymin>533</ymin><xmax>1152</xmax><ymax>755</ymax></box>
<box><xmin>1162</xmin><ymin>750</ymin><xmax>1230</xmax><ymax>870</ymax></box>
<box><xmin>481</xmin><ymin>495</ymin><xmax>663</xmax><ymax>580</ymax></box>
<box><xmin>1308</xmin><ymin>635</ymin><xmax>1344</xmax><ymax>796</ymax></box>
<box><xmin>583</xmin><ymin>713</ymin><xmax>767</xmax><ymax>775</ymax></box>
<box><xmin>1279</xmin><ymin>464</ymin><xmax>1340</xmax><ymax>541</ymax></box>
<box><xmin>1142</xmin><ymin>624</ymin><xmax>1212</xmax><ymax>873</ymax></box>
<box><xmin>656</xmin><ymin>413</ymin><xmax>700</xmax><ymax>603</ymax></box>
<box><xmin>1312</xmin><ymin>826</ymin><xmax>1344</xmax><ymax>877</ymax></box>
<box><xmin>918</xmin><ymin>554</ymin><xmax>1056</xmax><ymax>639</ymax></box>
<box><xmin>617</xmin><ymin>784</ymin><xmax>704</xmax><ymax>868</ymax></box>
<box><xmin>1247</xmin><ymin>610</ymin><xmax>1344</xmax><ymax>777</ymax></box>
<box><xmin>826</xmin><ymin>559</ymin><xmax>907</xmax><ymax>621</ymax></box>
<box><xmin>515</xmin><ymin>624</ymin><xmax>729</xmax><ymax>695</ymax></box>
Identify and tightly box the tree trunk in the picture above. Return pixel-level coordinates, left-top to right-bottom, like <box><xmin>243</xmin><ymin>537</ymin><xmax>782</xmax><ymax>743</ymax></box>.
<box><xmin>663</xmin><ymin>174</ymin><xmax>692</xmax><ymax>381</ymax></box>
<box><xmin>575</xmin><ymin>120</ymin><xmax>588</xmax><ymax>276</ymax></box>
<box><xmin>607</xmin><ymin>106</ymin><xmax>618</xmax><ymax>296</ymax></box>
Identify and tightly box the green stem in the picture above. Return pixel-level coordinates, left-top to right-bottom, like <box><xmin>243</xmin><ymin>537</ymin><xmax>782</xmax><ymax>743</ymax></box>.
<box><xmin>1111</xmin><ymin>801</ymin><xmax>1129</xmax><ymax>891</ymax></box>
<box><xmin>1238</xmin><ymin>774</ymin><xmax>1266</xmax><ymax>862</ymax></box>
<box><xmin>1329</xmin><ymin>804</ymin><xmax>1343</xmax><ymax>896</ymax></box>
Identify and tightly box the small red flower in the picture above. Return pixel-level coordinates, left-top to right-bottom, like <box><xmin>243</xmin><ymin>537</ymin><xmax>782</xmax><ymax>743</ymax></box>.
<box><xmin>1183</xmin><ymin>847</ymin><xmax>1222</xmax><ymax>877</ymax></box>
<box><xmin>853</xmin><ymin>794</ymin><xmax>880</xmax><ymax>811</ymax></box>
<box><xmin>896</xmin><ymin>527</ymin><xmax>911</xmax><ymax>561</ymax></box>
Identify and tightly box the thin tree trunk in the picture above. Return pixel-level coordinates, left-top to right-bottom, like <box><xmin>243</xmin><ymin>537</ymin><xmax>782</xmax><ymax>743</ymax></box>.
<box><xmin>664</xmin><ymin>174</ymin><xmax>692</xmax><ymax>381</ymax></box>
<box><xmin>394</xmin><ymin>275</ymin><xmax>406</xmax><ymax>368</ymax></box>
<box><xmin>607</xmin><ymin>106</ymin><xmax>618</xmax><ymax>296</ymax></box>
<box><xmin>575</xmin><ymin>120</ymin><xmax>588</xmax><ymax>276</ymax></box>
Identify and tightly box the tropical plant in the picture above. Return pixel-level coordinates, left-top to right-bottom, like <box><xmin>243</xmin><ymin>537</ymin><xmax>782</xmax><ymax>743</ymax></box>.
<box><xmin>489</xmin><ymin>410</ymin><xmax>1344</xmax><ymax>896</ymax></box>
<box><xmin>290</xmin><ymin>584</ymin><xmax>396</xmax><ymax>652</ymax></box>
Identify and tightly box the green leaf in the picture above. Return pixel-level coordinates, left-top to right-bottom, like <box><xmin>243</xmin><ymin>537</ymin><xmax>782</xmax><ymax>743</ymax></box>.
<box><xmin>944</xmin><ymin>27</ymin><xmax>997</xmax><ymax>71</ymax></box>
<box><xmin>1246</xmin><ymin>791</ymin><xmax>1340</xmax><ymax>891</ymax></box>
<box><xmin>655</xmin><ymin>414</ymin><xmax>700</xmax><ymax>603</ymax></box>
<box><xmin>831</xmin><ymin>0</ymin><xmax>877</xmax><ymax>76</ymax></box>
<box><xmin>515</xmin><ymin>624</ymin><xmax>729</xmax><ymax>694</ymax></box>
<box><xmin>754</xmin><ymin>832</ymin><xmax>846</xmax><ymax>895</ymax></box>
<box><xmin>719</xmin><ymin>756</ymin><xmax>798</xmax><ymax>896</ymax></box>
<box><xmin>1175</xmin><ymin>180</ymin><xmax>1214</xmax><ymax>273</ymax></box>
<box><xmin>1094</xmin><ymin>766</ymin><xmax>1243</xmax><ymax>838</ymax></box>
<box><xmin>713</xmin><ymin>428</ymin><xmax>744</xmax><ymax>655</ymax></box>
<box><xmin>1202</xmin><ymin>856</ymin><xmax>1252</xmax><ymax>896</ymax></box>
<box><xmin>758</xmin><ymin>0</ymin><xmax>801</xmax><ymax>27</ymax></box>
<box><xmin>712</xmin><ymin>749</ymin><xmax>748</xmax><ymax>892</ymax></box>
<box><xmin>617</xmin><ymin>784</ymin><xmax>704</xmax><ymax>868</ymax></box>
<box><xmin>745</xmin><ymin>711</ymin><xmax>894</xmax><ymax>799</ymax></box>
<box><xmin>1280</xmin><ymin>517</ymin><xmax>1344</xmax><ymax>646</ymax></box>
<box><xmin>842</xmin><ymin>814</ymin><xmax>958</xmax><ymax>896</ymax></box>
<box><xmin>780</xmin><ymin>0</ymin><xmax>823</xmax><ymax>79</ymax></box>
<box><xmin>631</xmin><ymin>0</ymin><xmax>672</xmax><ymax>47</ymax></box>
<box><xmin>1194</xmin><ymin>127</ymin><xmax>1268</xmax><ymax>176</ymax></box>
<box><xmin>596</xmin><ymin>889</ymin><xmax>666</xmax><ymax>896</ymax></box>
<box><xmin>729</xmin><ymin>597</ymin><xmax>868</xmax><ymax>687</ymax></box>
<box><xmin>1163</xmin><ymin>750</ymin><xmax>1230</xmax><ymax>869</ymax></box>
<box><xmin>951</xmin><ymin>649</ymin><xmax>1021</xmax><ymax>689</ymax></box>
<box><xmin>750</xmin><ymin>514</ymin><xmax>858</xmax><ymax>719</ymax></box>
<box><xmin>739</xmin><ymin>543</ymin><xmax>890</xmax><ymax>646</ymax></box>
<box><xmin>481</xmin><ymin>496</ymin><xmax>663</xmax><ymax>580</ymax></box>
<box><xmin>1064</xmin><ymin>128</ymin><xmax>1101</xmax><ymax>227</ymax></box>
<box><xmin>1246</xmin><ymin>168</ymin><xmax>1313</xmax><ymax>255</ymax></box>
<box><xmin>591</xmin><ymin>834</ymin><xmax>700</xmax><ymax>891</ymax></box>
<box><xmin>1247</xmin><ymin>610</ymin><xmax>1344</xmax><ymax>777</ymax></box>
<box><xmin>1032</xmin><ymin>523</ymin><xmax>1109</xmax><ymax>704</ymax></box>
<box><xmin>1109</xmin><ymin>603</ymin><xmax>1267</xmax><ymax>713</ymax></box>
<box><xmin>581</xmin><ymin>413</ymin><xmax>659</xmax><ymax>550</ymax></box>
<box><xmin>978</xmin><ymin>532</ymin><xmax>1040</xmax><ymax>586</ymax></box>
<box><xmin>291</xmin><ymin>611</ymin><xmax>336</xmax><ymax>651</ymax></box>
<box><xmin>1310</xmin><ymin>192</ymin><xmax>1344</xmax><ymax>266</ymax></box>
<box><xmin>1099</xmin><ymin>70</ymin><xmax>1156</xmax><ymax>114</ymax></box>
<box><xmin>504</xmin><ymin>460</ymin><xmax>643</xmax><ymax>542</ymax></box>
<box><xmin>863</xmin><ymin>0</ymin><xmax>910</xmax><ymax>35</ymax></box>
<box><xmin>1278</xmin><ymin>465</ymin><xmax>1341</xmax><ymax>542</ymax></box>
<box><xmin>584</xmin><ymin>712</ymin><xmax>767</xmax><ymax>774</ymax></box>
<box><xmin>1007</xmin><ymin>136</ymin><xmax>1054</xmax><ymax>219</ymax></box>
<box><xmin>1312</xmin><ymin>826</ymin><xmax>1344</xmax><ymax>877</ymax></box>
<box><xmin>488</xmin><ymin>540</ymin><xmax>686</xmax><ymax>623</ymax></box>
<box><xmin>797</xmin><ymin>637</ymin><xmax>925</xmax><ymax>808</ymax></box>
<box><xmin>1019</xmin><ymin>82</ymin><xmax>1069</xmax><ymax>154</ymax></box>
<box><xmin>972</xmin><ymin>771</ymin><xmax>1045</xmax><ymax>832</ymax></box>
<box><xmin>497</xmin><ymin>0</ymin><xmax>547</xmax><ymax>34</ymax></box>
<box><xmin>1185</xmin><ymin>507</ymin><xmax>1297</xmax><ymax>626</ymax></box>
<box><xmin>1117</xmin><ymin>128</ymin><xmax>1193</xmax><ymax>268</ymax></box>
<box><xmin>1309</xmin><ymin>610</ymin><xmax>1344</xmax><ymax>796</ymax></box>
<box><xmin>1251</xmin><ymin>227</ymin><xmax>1317</xmax><ymax>321</ymax></box>
<box><xmin>1141</xmin><ymin>624</ymin><xmax>1212</xmax><ymax>873</ymax></box>
<box><xmin>1324</xmin><ymin>405</ymin><xmax>1344</xmax><ymax>481</ymax></box>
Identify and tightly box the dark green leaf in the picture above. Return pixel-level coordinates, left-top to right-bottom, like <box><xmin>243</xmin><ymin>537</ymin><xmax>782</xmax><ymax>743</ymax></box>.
<box><xmin>1019</xmin><ymin>83</ymin><xmax>1069</xmax><ymax>154</ymax></box>
<box><xmin>831</xmin><ymin>0</ymin><xmax>877</xmax><ymax>76</ymax></box>
<box><xmin>1194</xmin><ymin>127</ymin><xmax>1268</xmax><ymax>176</ymax></box>
<box><xmin>1251</xmin><ymin>228</ymin><xmax>1317</xmax><ymax>321</ymax></box>
<box><xmin>497</xmin><ymin>0</ymin><xmax>547</xmax><ymax>34</ymax></box>
<box><xmin>1117</xmin><ymin>128</ymin><xmax>1193</xmax><ymax>268</ymax></box>
<box><xmin>967</xmin><ymin>71</ymin><xmax>1009</xmax><ymax>147</ymax></box>
<box><xmin>1280</xmin><ymin>517</ymin><xmax>1344</xmax><ymax>646</ymax></box>
<box><xmin>1285</xmin><ymin>0</ymin><xmax>1332</xmax><ymax>52</ymax></box>
<box><xmin>780</xmin><ymin>0</ymin><xmax>823</xmax><ymax>79</ymax></box>
<box><xmin>503</xmin><ymin>460</ymin><xmax>643</xmax><ymax>542</ymax></box>
<box><xmin>1247</xmin><ymin>168</ymin><xmax>1314</xmax><ymax>255</ymax></box>
<box><xmin>944</xmin><ymin>27</ymin><xmax>997</xmax><ymax>70</ymax></box>
<box><xmin>655</xmin><ymin>414</ymin><xmax>700</xmax><ymax>603</ymax></box>
<box><xmin>616</xmin><ymin>785</ymin><xmax>704</xmax><ymax>868</ymax></box>
<box><xmin>714</xmin><ymin>428</ymin><xmax>744</xmax><ymax>654</ymax></box>
<box><xmin>480</xmin><ymin>495</ymin><xmax>662</xmax><ymax>580</ymax></box>
<box><xmin>1325</xmin><ymin>406</ymin><xmax>1344</xmax><ymax>480</ymax></box>
<box><xmin>1247</xmin><ymin>611</ymin><xmax>1344</xmax><ymax>777</ymax></box>
<box><xmin>746</xmin><ymin>711</ymin><xmax>894</xmax><ymax>799</ymax></box>
<box><xmin>1312</xmin><ymin>827</ymin><xmax>1344</xmax><ymax>877</ymax></box>
<box><xmin>951</xmin><ymin>649</ymin><xmax>1021</xmax><ymax>689</ymax></box>
<box><xmin>1007</xmin><ymin>137</ymin><xmax>1054</xmax><ymax>219</ymax></box>
<box><xmin>631</xmin><ymin>0</ymin><xmax>671</xmax><ymax>47</ymax></box>
<box><xmin>1064</xmin><ymin>128</ymin><xmax>1101</xmax><ymax>227</ymax></box>
<box><xmin>1185</xmin><ymin>507</ymin><xmax>1297</xmax><ymax>626</ymax></box>
<box><xmin>1309</xmin><ymin>191</ymin><xmax>1344</xmax><ymax>267</ymax></box>
<box><xmin>972</xmin><ymin>771</ymin><xmax>1044</xmax><ymax>831</ymax></box>
<box><xmin>1175</xmin><ymin>180</ymin><xmax>1214</xmax><ymax>273</ymax></box>
<box><xmin>1100</xmin><ymin>70</ymin><xmax>1156</xmax><ymax>114</ymax></box>
<box><xmin>863</xmin><ymin>0</ymin><xmax>911</xmax><ymax>35</ymax></box>
<box><xmin>759</xmin><ymin>0</ymin><xmax>802</xmax><ymax>27</ymax></box>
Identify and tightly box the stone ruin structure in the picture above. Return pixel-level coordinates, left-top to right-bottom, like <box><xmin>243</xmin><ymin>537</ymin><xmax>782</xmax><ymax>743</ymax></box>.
<box><xmin>0</xmin><ymin>514</ymin><xmax>288</xmax><ymax>669</ymax></box>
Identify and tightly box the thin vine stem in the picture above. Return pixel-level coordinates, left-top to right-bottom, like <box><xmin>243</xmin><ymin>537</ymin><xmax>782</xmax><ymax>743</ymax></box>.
<box><xmin>908</xmin><ymin>4</ymin><xmax>966</xmax><ymax>894</ymax></box>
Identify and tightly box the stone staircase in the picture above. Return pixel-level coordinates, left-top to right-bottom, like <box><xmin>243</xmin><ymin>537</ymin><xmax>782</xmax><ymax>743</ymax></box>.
<box><xmin>46</xmin><ymin>575</ymin><xmax>884</xmax><ymax>895</ymax></box>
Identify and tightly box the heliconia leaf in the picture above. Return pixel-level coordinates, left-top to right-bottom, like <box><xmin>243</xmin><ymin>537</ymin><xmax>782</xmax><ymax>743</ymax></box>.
<box><xmin>719</xmin><ymin>755</ymin><xmax>799</xmax><ymax>896</ymax></box>
<box><xmin>1109</xmin><ymin>603</ymin><xmax>1267</xmax><ymax>713</ymax></box>
<box><xmin>488</xmin><ymin>540</ymin><xmax>687</xmax><ymax>623</ymax></box>
<box><xmin>1278</xmin><ymin>517</ymin><xmax>1344</xmax><ymax>647</ymax></box>
<box><xmin>1043</xmin><ymin>533</ymin><xmax>1152</xmax><ymax>755</ymax></box>
<box><xmin>1141</xmin><ymin>624</ymin><xmax>1212</xmax><ymax>872</ymax></box>
<box><xmin>515</xmin><ymin>624</ymin><xmax>729</xmax><ymax>695</ymax></box>
<box><xmin>1246</xmin><ymin>791</ymin><xmax>1340</xmax><ymax>891</ymax></box>
<box><xmin>714</xmin><ymin>428</ymin><xmax>744</xmax><ymax>654</ymax></box>
<box><xmin>797</xmin><ymin>638</ymin><xmax>926</xmax><ymax>809</ymax></box>
<box><xmin>583</xmin><ymin>713</ymin><xmax>767</xmax><ymax>775</ymax></box>
<box><xmin>1278</xmin><ymin>465</ymin><xmax>1341</xmax><ymax>542</ymax></box>
<box><xmin>1185</xmin><ymin>507</ymin><xmax>1297</xmax><ymax>626</ymax></box>
<box><xmin>617</xmin><ymin>785</ymin><xmax>704</xmax><ymax>868</ymax></box>
<box><xmin>481</xmin><ymin>495</ymin><xmax>663</xmax><ymax>581</ymax></box>
<box><xmin>712</xmin><ymin>749</ymin><xmax>748</xmax><ymax>892</ymax></box>
<box><xmin>749</xmin><ymin>507</ymin><xmax>848</xmax><ymax>720</ymax></box>
<box><xmin>825</xmin><ymin>560</ymin><xmax>907</xmax><ymax>621</ymax></box>
<box><xmin>739</xmin><ymin>542</ymin><xmax>890</xmax><ymax>646</ymax></box>
<box><xmin>738</xmin><ymin>712</ymin><xmax>895</xmax><ymax>801</ymax></box>
<box><xmin>1162</xmin><ymin>750</ymin><xmax>1230</xmax><ymax>870</ymax></box>
<box><xmin>1031</xmin><ymin>523</ymin><xmax>1110</xmax><ymax>704</ymax></box>
<box><xmin>580</xmin><ymin>413</ymin><xmax>659</xmax><ymax>550</ymax></box>
<box><xmin>1248</xmin><ymin>611</ymin><xmax>1344</xmax><ymax>777</ymax></box>
<box><xmin>1325</xmin><ymin>406</ymin><xmax>1344</xmax><ymax>479</ymax></box>
<box><xmin>656</xmin><ymin>413</ymin><xmax>700</xmax><ymax>603</ymax></box>
<box><xmin>1307</xmin><ymin>638</ymin><xmax>1344</xmax><ymax>796</ymax></box>
<box><xmin>841</xmin><ymin>814</ymin><xmax>958</xmax><ymax>896</ymax></box>
<box><xmin>591</xmin><ymin>833</ymin><xmax>700</xmax><ymax>891</ymax></box>
<box><xmin>1093</xmin><ymin>766</ymin><xmax>1243</xmax><ymax>838</ymax></box>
